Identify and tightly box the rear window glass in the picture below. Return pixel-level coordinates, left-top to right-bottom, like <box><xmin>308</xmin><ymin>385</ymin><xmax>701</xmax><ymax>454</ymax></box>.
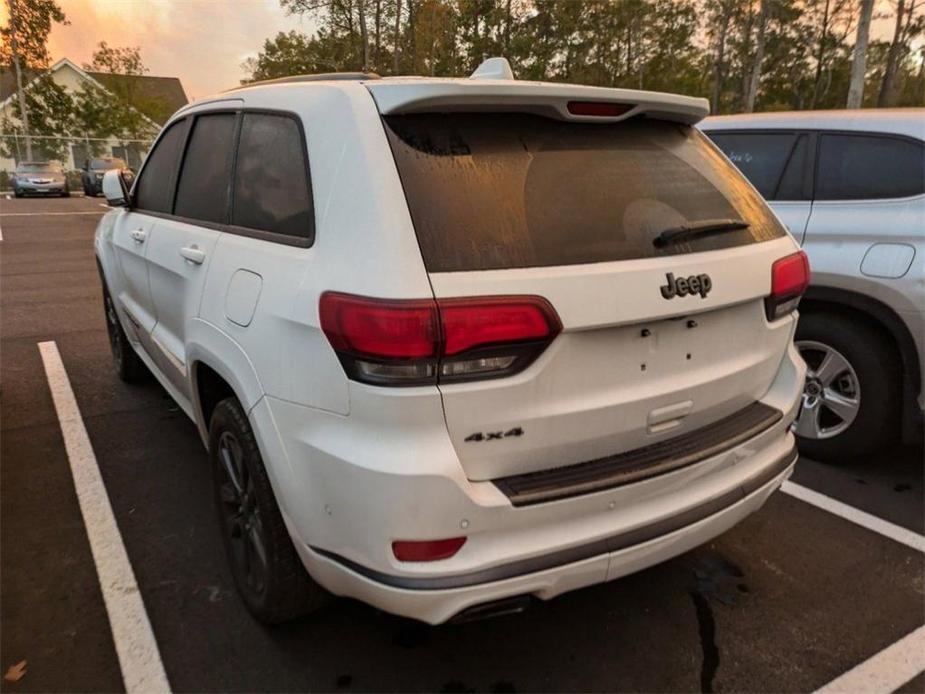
<box><xmin>776</xmin><ymin>135</ymin><xmax>809</xmax><ymax>200</ymax></box>
<box><xmin>706</xmin><ymin>131</ymin><xmax>807</xmax><ymax>200</ymax></box>
<box><xmin>384</xmin><ymin>114</ymin><xmax>786</xmax><ymax>272</ymax></box>
<box><xmin>231</xmin><ymin>113</ymin><xmax>314</xmax><ymax>239</ymax></box>
<box><xmin>134</xmin><ymin>120</ymin><xmax>186</xmax><ymax>214</ymax></box>
<box><xmin>816</xmin><ymin>134</ymin><xmax>925</xmax><ymax>200</ymax></box>
<box><xmin>174</xmin><ymin>113</ymin><xmax>237</xmax><ymax>223</ymax></box>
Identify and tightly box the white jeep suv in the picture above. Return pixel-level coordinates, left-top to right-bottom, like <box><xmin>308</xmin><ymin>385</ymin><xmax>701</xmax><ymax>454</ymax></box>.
<box><xmin>95</xmin><ymin>59</ymin><xmax>806</xmax><ymax>625</ymax></box>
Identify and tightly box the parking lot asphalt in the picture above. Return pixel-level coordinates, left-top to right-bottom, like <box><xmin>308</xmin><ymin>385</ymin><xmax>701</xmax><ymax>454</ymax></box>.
<box><xmin>1</xmin><ymin>194</ymin><xmax>923</xmax><ymax>693</ymax></box>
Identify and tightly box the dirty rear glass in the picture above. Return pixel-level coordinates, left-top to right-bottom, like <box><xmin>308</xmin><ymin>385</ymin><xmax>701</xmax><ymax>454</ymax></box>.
<box><xmin>383</xmin><ymin>114</ymin><xmax>786</xmax><ymax>272</ymax></box>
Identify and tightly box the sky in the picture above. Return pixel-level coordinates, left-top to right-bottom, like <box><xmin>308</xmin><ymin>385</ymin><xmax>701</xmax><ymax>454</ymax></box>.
<box><xmin>2</xmin><ymin>0</ymin><xmax>910</xmax><ymax>104</ymax></box>
<box><xmin>45</xmin><ymin>0</ymin><xmax>319</xmax><ymax>100</ymax></box>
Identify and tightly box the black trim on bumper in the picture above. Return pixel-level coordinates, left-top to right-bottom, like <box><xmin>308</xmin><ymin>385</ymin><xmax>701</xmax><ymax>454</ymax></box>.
<box><xmin>494</xmin><ymin>402</ymin><xmax>783</xmax><ymax>506</ymax></box>
<box><xmin>310</xmin><ymin>443</ymin><xmax>797</xmax><ymax>591</ymax></box>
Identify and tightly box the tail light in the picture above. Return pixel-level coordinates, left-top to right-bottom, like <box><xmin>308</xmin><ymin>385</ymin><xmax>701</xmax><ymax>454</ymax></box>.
<box><xmin>766</xmin><ymin>251</ymin><xmax>810</xmax><ymax>321</ymax></box>
<box><xmin>567</xmin><ymin>101</ymin><xmax>634</xmax><ymax>117</ymax></box>
<box><xmin>320</xmin><ymin>292</ymin><xmax>561</xmax><ymax>386</ymax></box>
<box><xmin>392</xmin><ymin>537</ymin><xmax>466</xmax><ymax>562</ymax></box>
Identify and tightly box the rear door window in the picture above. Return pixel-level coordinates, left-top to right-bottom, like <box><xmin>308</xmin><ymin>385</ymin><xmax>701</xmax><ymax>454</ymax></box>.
<box><xmin>706</xmin><ymin>131</ymin><xmax>799</xmax><ymax>199</ymax></box>
<box><xmin>134</xmin><ymin>120</ymin><xmax>186</xmax><ymax>214</ymax></box>
<box><xmin>385</xmin><ymin>114</ymin><xmax>785</xmax><ymax>272</ymax></box>
<box><xmin>816</xmin><ymin>133</ymin><xmax>925</xmax><ymax>200</ymax></box>
<box><xmin>231</xmin><ymin>113</ymin><xmax>314</xmax><ymax>240</ymax></box>
<box><xmin>174</xmin><ymin>113</ymin><xmax>237</xmax><ymax>223</ymax></box>
<box><xmin>775</xmin><ymin>135</ymin><xmax>809</xmax><ymax>200</ymax></box>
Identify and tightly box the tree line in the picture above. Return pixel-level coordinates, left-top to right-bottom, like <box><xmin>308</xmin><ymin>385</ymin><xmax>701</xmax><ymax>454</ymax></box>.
<box><xmin>244</xmin><ymin>0</ymin><xmax>925</xmax><ymax>111</ymax></box>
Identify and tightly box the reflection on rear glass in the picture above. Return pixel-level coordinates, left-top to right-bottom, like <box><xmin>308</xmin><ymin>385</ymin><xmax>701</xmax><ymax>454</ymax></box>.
<box><xmin>385</xmin><ymin>114</ymin><xmax>785</xmax><ymax>272</ymax></box>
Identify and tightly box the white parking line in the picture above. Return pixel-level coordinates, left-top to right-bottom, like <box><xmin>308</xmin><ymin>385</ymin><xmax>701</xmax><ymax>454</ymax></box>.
<box><xmin>816</xmin><ymin>625</ymin><xmax>925</xmax><ymax>694</ymax></box>
<box><xmin>781</xmin><ymin>481</ymin><xmax>925</xmax><ymax>552</ymax></box>
<box><xmin>0</xmin><ymin>211</ymin><xmax>106</xmax><ymax>216</ymax></box>
<box><xmin>38</xmin><ymin>341</ymin><xmax>171</xmax><ymax>694</ymax></box>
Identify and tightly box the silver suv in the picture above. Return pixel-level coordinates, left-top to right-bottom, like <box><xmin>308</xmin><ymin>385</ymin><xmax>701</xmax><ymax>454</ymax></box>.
<box><xmin>702</xmin><ymin>109</ymin><xmax>924</xmax><ymax>462</ymax></box>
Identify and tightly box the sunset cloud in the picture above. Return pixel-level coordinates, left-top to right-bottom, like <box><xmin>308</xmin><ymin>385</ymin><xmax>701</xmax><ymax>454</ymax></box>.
<box><xmin>45</xmin><ymin>0</ymin><xmax>318</xmax><ymax>100</ymax></box>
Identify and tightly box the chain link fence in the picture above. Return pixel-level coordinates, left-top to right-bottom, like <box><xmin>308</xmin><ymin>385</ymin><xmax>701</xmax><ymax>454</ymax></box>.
<box><xmin>0</xmin><ymin>134</ymin><xmax>154</xmax><ymax>191</ymax></box>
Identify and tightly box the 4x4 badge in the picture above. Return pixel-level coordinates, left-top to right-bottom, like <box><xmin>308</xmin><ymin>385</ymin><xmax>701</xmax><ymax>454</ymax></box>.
<box><xmin>464</xmin><ymin>427</ymin><xmax>524</xmax><ymax>442</ymax></box>
<box><xmin>660</xmin><ymin>272</ymin><xmax>712</xmax><ymax>299</ymax></box>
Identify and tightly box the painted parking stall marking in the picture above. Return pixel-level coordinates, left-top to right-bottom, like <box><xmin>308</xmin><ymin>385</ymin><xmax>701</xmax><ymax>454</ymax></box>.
<box><xmin>816</xmin><ymin>625</ymin><xmax>925</xmax><ymax>694</ymax></box>
<box><xmin>782</xmin><ymin>481</ymin><xmax>925</xmax><ymax>552</ymax></box>
<box><xmin>38</xmin><ymin>341</ymin><xmax>171</xmax><ymax>694</ymax></box>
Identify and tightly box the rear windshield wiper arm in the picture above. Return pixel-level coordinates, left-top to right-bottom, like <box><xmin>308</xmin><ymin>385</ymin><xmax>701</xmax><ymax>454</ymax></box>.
<box><xmin>653</xmin><ymin>219</ymin><xmax>750</xmax><ymax>248</ymax></box>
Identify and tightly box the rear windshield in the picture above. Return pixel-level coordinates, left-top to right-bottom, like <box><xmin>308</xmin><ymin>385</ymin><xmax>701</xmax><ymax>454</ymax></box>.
<box><xmin>384</xmin><ymin>114</ymin><xmax>786</xmax><ymax>272</ymax></box>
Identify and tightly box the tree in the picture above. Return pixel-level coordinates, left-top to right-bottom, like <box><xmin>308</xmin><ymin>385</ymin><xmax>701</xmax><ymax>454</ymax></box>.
<box><xmin>879</xmin><ymin>0</ymin><xmax>923</xmax><ymax>106</ymax></box>
<box><xmin>0</xmin><ymin>74</ymin><xmax>74</xmax><ymax>161</ymax></box>
<box><xmin>744</xmin><ymin>0</ymin><xmax>772</xmax><ymax>112</ymax></box>
<box><xmin>75</xmin><ymin>43</ymin><xmax>161</xmax><ymax>143</ymax></box>
<box><xmin>1</xmin><ymin>0</ymin><xmax>67</xmax><ymax>160</ymax></box>
<box><xmin>847</xmin><ymin>0</ymin><xmax>874</xmax><ymax>107</ymax></box>
<box><xmin>244</xmin><ymin>0</ymin><xmax>923</xmax><ymax>111</ymax></box>
<box><xmin>805</xmin><ymin>0</ymin><xmax>856</xmax><ymax>108</ymax></box>
<box><xmin>706</xmin><ymin>0</ymin><xmax>738</xmax><ymax>112</ymax></box>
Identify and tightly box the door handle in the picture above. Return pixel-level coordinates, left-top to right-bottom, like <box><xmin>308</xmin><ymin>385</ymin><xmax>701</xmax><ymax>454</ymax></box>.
<box><xmin>179</xmin><ymin>245</ymin><xmax>206</xmax><ymax>265</ymax></box>
<box><xmin>130</xmin><ymin>229</ymin><xmax>146</xmax><ymax>243</ymax></box>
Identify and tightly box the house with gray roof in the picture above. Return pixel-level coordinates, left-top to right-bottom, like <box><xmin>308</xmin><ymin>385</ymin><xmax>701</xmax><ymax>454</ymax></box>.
<box><xmin>1</xmin><ymin>57</ymin><xmax>187</xmax><ymax>172</ymax></box>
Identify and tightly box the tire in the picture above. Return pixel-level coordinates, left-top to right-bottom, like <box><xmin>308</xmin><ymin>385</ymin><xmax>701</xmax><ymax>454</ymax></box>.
<box><xmin>101</xmin><ymin>281</ymin><xmax>146</xmax><ymax>383</ymax></box>
<box><xmin>13</xmin><ymin>190</ymin><xmax>22</xmax><ymax>198</ymax></box>
<box><xmin>209</xmin><ymin>397</ymin><xmax>327</xmax><ymax>623</ymax></box>
<box><xmin>794</xmin><ymin>313</ymin><xmax>900</xmax><ymax>463</ymax></box>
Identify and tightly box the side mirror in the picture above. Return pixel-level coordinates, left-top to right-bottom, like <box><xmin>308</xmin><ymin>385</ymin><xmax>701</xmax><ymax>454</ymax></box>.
<box><xmin>102</xmin><ymin>168</ymin><xmax>129</xmax><ymax>207</ymax></box>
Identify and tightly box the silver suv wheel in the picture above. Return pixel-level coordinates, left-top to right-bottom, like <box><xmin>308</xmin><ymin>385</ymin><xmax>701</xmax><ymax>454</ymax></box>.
<box><xmin>794</xmin><ymin>340</ymin><xmax>861</xmax><ymax>440</ymax></box>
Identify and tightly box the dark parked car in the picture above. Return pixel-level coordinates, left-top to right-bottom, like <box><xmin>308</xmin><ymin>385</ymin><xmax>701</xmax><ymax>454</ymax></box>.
<box><xmin>12</xmin><ymin>162</ymin><xmax>70</xmax><ymax>197</ymax></box>
<box><xmin>82</xmin><ymin>157</ymin><xmax>134</xmax><ymax>196</ymax></box>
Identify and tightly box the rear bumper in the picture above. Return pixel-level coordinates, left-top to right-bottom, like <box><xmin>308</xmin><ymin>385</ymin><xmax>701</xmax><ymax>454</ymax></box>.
<box><xmin>295</xmin><ymin>441</ymin><xmax>796</xmax><ymax>623</ymax></box>
<box><xmin>256</xmin><ymin>341</ymin><xmax>805</xmax><ymax>624</ymax></box>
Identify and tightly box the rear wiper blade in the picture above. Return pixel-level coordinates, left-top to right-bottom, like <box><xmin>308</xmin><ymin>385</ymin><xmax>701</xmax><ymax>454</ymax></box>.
<box><xmin>653</xmin><ymin>219</ymin><xmax>750</xmax><ymax>248</ymax></box>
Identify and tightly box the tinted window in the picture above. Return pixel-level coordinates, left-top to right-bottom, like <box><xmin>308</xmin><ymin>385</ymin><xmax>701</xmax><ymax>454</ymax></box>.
<box><xmin>707</xmin><ymin>132</ymin><xmax>797</xmax><ymax>199</ymax></box>
<box><xmin>174</xmin><ymin>113</ymin><xmax>237</xmax><ymax>223</ymax></box>
<box><xmin>135</xmin><ymin>121</ymin><xmax>186</xmax><ymax>213</ymax></box>
<box><xmin>232</xmin><ymin>113</ymin><xmax>314</xmax><ymax>239</ymax></box>
<box><xmin>385</xmin><ymin>114</ymin><xmax>785</xmax><ymax>272</ymax></box>
<box><xmin>817</xmin><ymin>134</ymin><xmax>925</xmax><ymax>200</ymax></box>
<box><xmin>776</xmin><ymin>135</ymin><xmax>809</xmax><ymax>200</ymax></box>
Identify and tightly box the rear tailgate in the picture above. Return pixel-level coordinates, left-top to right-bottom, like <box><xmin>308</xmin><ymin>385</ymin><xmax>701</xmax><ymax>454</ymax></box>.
<box><xmin>373</xmin><ymin>85</ymin><xmax>800</xmax><ymax>482</ymax></box>
<box><xmin>428</xmin><ymin>239</ymin><xmax>797</xmax><ymax>480</ymax></box>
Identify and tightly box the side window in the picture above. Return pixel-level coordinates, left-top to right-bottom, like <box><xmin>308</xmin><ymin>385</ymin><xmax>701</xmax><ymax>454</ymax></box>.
<box><xmin>817</xmin><ymin>133</ymin><xmax>925</xmax><ymax>201</ymax></box>
<box><xmin>232</xmin><ymin>113</ymin><xmax>314</xmax><ymax>240</ymax></box>
<box><xmin>707</xmin><ymin>132</ymin><xmax>797</xmax><ymax>200</ymax></box>
<box><xmin>775</xmin><ymin>135</ymin><xmax>809</xmax><ymax>201</ymax></box>
<box><xmin>174</xmin><ymin>113</ymin><xmax>237</xmax><ymax>223</ymax></box>
<box><xmin>134</xmin><ymin>120</ymin><xmax>186</xmax><ymax>213</ymax></box>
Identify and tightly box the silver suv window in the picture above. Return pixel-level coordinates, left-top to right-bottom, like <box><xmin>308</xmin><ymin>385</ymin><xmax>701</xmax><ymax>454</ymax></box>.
<box><xmin>816</xmin><ymin>133</ymin><xmax>925</xmax><ymax>201</ymax></box>
<box><xmin>707</xmin><ymin>131</ymin><xmax>809</xmax><ymax>201</ymax></box>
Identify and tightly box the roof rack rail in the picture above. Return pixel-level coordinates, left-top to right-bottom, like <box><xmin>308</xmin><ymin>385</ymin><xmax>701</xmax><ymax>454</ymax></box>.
<box><xmin>227</xmin><ymin>72</ymin><xmax>381</xmax><ymax>91</ymax></box>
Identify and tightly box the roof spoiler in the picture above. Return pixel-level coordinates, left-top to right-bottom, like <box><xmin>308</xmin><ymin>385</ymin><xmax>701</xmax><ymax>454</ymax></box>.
<box><xmin>368</xmin><ymin>57</ymin><xmax>709</xmax><ymax>125</ymax></box>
